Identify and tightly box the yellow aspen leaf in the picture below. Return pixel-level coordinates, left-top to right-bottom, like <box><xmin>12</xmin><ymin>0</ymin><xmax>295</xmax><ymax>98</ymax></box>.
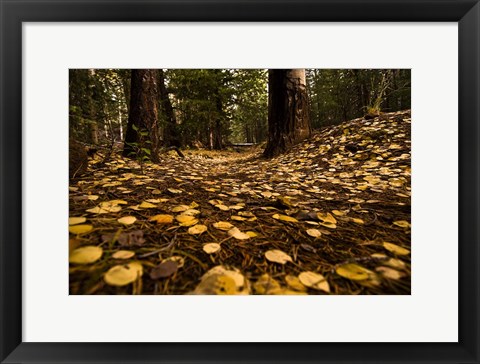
<box><xmin>261</xmin><ymin>191</ymin><xmax>273</xmax><ymax>198</ymax></box>
<box><xmin>393</xmin><ymin>220</ymin><xmax>411</xmax><ymax>228</ymax></box>
<box><xmin>254</xmin><ymin>274</ymin><xmax>281</xmax><ymax>294</ymax></box>
<box><xmin>86</xmin><ymin>206</ymin><xmax>110</xmax><ymax>214</ymax></box>
<box><xmin>87</xmin><ymin>195</ymin><xmax>99</xmax><ymax>201</ymax></box>
<box><xmin>265</xmin><ymin>249</ymin><xmax>292</xmax><ymax>264</ymax></box>
<box><xmin>145</xmin><ymin>199</ymin><xmax>162</xmax><ymax>203</ymax></box>
<box><xmin>216</xmin><ymin>204</ymin><xmax>230</xmax><ymax>211</ymax></box>
<box><xmin>182</xmin><ymin>209</ymin><xmax>201</xmax><ymax>216</ymax></box>
<box><xmin>213</xmin><ymin>221</ymin><xmax>234</xmax><ymax>231</ymax></box>
<box><xmin>192</xmin><ymin>266</ymin><xmax>248</xmax><ymax>295</ymax></box>
<box><xmin>104</xmin><ymin>262</ymin><xmax>143</xmax><ymax>286</ymax></box>
<box><xmin>376</xmin><ymin>266</ymin><xmax>404</xmax><ymax>280</ymax></box>
<box><xmin>319</xmin><ymin>222</ymin><xmax>337</xmax><ymax>229</ymax></box>
<box><xmin>167</xmin><ymin>188</ymin><xmax>183</xmax><ymax>194</ymax></box>
<box><xmin>351</xmin><ymin>218</ymin><xmax>364</xmax><ymax>224</ymax></box>
<box><xmin>203</xmin><ymin>243</ymin><xmax>221</xmax><ymax>254</ymax></box>
<box><xmin>336</xmin><ymin>263</ymin><xmax>373</xmax><ymax>281</ymax></box>
<box><xmin>384</xmin><ymin>258</ymin><xmax>407</xmax><ymax>269</ymax></box>
<box><xmin>231</xmin><ymin>216</ymin><xmax>247</xmax><ymax>221</ymax></box>
<box><xmin>272</xmin><ymin>214</ymin><xmax>298</xmax><ymax>223</ymax></box>
<box><xmin>306</xmin><ymin>228</ymin><xmax>321</xmax><ymax>238</ymax></box>
<box><xmin>149</xmin><ymin>214</ymin><xmax>174</xmax><ymax>224</ymax></box>
<box><xmin>117</xmin><ymin>216</ymin><xmax>137</xmax><ymax>225</ymax></box>
<box><xmin>317</xmin><ymin>212</ymin><xmax>337</xmax><ymax>224</ymax></box>
<box><xmin>213</xmin><ymin>275</ymin><xmax>237</xmax><ymax>295</ymax></box>
<box><xmin>285</xmin><ymin>275</ymin><xmax>307</xmax><ymax>292</ymax></box>
<box><xmin>105</xmin><ymin>199</ymin><xmax>128</xmax><ymax>205</ymax></box>
<box><xmin>332</xmin><ymin>210</ymin><xmax>347</xmax><ymax>216</ymax></box>
<box><xmin>189</xmin><ymin>201</ymin><xmax>200</xmax><ymax>208</ymax></box>
<box><xmin>69</xmin><ymin>246</ymin><xmax>103</xmax><ymax>264</ymax></box>
<box><xmin>112</xmin><ymin>250</ymin><xmax>135</xmax><ymax>259</ymax></box>
<box><xmin>383</xmin><ymin>242</ymin><xmax>410</xmax><ymax>255</ymax></box>
<box><xmin>171</xmin><ymin>205</ymin><xmax>190</xmax><ymax>212</ymax></box>
<box><xmin>69</xmin><ymin>224</ymin><xmax>93</xmax><ymax>235</ymax></box>
<box><xmin>298</xmin><ymin>271</ymin><xmax>330</xmax><ymax>293</ymax></box>
<box><xmin>69</xmin><ymin>217</ymin><xmax>86</xmax><ymax>225</ymax></box>
<box><xmin>188</xmin><ymin>224</ymin><xmax>208</xmax><ymax>235</ymax></box>
<box><xmin>227</xmin><ymin>227</ymin><xmax>250</xmax><ymax>240</ymax></box>
<box><xmin>277</xmin><ymin>289</ymin><xmax>308</xmax><ymax>295</ymax></box>
<box><xmin>139</xmin><ymin>201</ymin><xmax>157</xmax><ymax>209</ymax></box>
<box><xmin>246</xmin><ymin>231</ymin><xmax>258</xmax><ymax>238</ymax></box>
<box><xmin>203</xmin><ymin>266</ymin><xmax>245</xmax><ymax>289</ymax></box>
<box><xmin>176</xmin><ymin>214</ymin><xmax>198</xmax><ymax>226</ymax></box>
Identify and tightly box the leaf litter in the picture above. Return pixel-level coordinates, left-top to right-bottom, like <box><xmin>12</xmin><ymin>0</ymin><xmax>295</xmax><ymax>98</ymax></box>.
<box><xmin>70</xmin><ymin>110</ymin><xmax>411</xmax><ymax>295</ymax></box>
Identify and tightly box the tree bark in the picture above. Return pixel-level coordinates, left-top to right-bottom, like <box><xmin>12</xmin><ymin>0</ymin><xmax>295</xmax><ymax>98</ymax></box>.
<box><xmin>123</xmin><ymin>69</ymin><xmax>160</xmax><ymax>162</ymax></box>
<box><xmin>263</xmin><ymin>69</ymin><xmax>311</xmax><ymax>158</ymax></box>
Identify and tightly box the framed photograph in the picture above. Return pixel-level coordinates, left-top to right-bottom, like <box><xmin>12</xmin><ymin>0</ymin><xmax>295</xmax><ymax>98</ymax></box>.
<box><xmin>1</xmin><ymin>0</ymin><xmax>479</xmax><ymax>363</ymax></box>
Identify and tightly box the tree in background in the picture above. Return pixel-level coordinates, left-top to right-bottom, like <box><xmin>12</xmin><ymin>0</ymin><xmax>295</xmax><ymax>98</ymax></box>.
<box><xmin>69</xmin><ymin>68</ymin><xmax>410</xmax><ymax>153</ymax></box>
<box><xmin>158</xmin><ymin>69</ymin><xmax>180</xmax><ymax>148</ymax></box>
<box><xmin>123</xmin><ymin>69</ymin><xmax>160</xmax><ymax>162</ymax></box>
<box><xmin>229</xmin><ymin>69</ymin><xmax>268</xmax><ymax>144</ymax></box>
<box><xmin>69</xmin><ymin>69</ymin><xmax>129</xmax><ymax>145</ymax></box>
<box><xmin>307</xmin><ymin>69</ymin><xmax>411</xmax><ymax>128</ymax></box>
<box><xmin>263</xmin><ymin>69</ymin><xmax>311</xmax><ymax>158</ymax></box>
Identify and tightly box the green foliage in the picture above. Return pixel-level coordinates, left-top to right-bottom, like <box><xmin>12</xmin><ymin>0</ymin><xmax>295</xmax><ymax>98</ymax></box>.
<box><xmin>306</xmin><ymin>69</ymin><xmax>410</xmax><ymax>127</ymax></box>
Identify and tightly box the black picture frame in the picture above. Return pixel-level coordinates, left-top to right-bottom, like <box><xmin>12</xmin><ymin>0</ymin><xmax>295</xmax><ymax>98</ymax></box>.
<box><xmin>1</xmin><ymin>0</ymin><xmax>479</xmax><ymax>363</ymax></box>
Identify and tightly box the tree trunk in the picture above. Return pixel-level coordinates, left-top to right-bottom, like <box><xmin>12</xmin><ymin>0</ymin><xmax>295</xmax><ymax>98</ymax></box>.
<box><xmin>158</xmin><ymin>70</ymin><xmax>181</xmax><ymax>148</ymax></box>
<box><xmin>123</xmin><ymin>69</ymin><xmax>160</xmax><ymax>162</ymax></box>
<box><xmin>212</xmin><ymin>93</ymin><xmax>223</xmax><ymax>150</ymax></box>
<box><xmin>263</xmin><ymin>69</ymin><xmax>311</xmax><ymax>158</ymax></box>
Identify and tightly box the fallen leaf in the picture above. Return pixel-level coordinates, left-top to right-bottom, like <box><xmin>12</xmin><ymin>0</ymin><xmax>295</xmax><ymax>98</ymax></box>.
<box><xmin>112</xmin><ymin>250</ymin><xmax>135</xmax><ymax>259</ymax></box>
<box><xmin>104</xmin><ymin>262</ymin><xmax>143</xmax><ymax>286</ymax></box>
<box><xmin>265</xmin><ymin>249</ymin><xmax>292</xmax><ymax>264</ymax></box>
<box><xmin>69</xmin><ymin>224</ymin><xmax>93</xmax><ymax>235</ymax></box>
<box><xmin>317</xmin><ymin>212</ymin><xmax>337</xmax><ymax>224</ymax></box>
<box><xmin>203</xmin><ymin>243</ymin><xmax>221</xmax><ymax>254</ymax></box>
<box><xmin>298</xmin><ymin>271</ymin><xmax>330</xmax><ymax>292</ymax></box>
<box><xmin>336</xmin><ymin>263</ymin><xmax>374</xmax><ymax>281</ymax></box>
<box><xmin>228</xmin><ymin>227</ymin><xmax>250</xmax><ymax>240</ymax></box>
<box><xmin>285</xmin><ymin>275</ymin><xmax>307</xmax><ymax>292</ymax></box>
<box><xmin>176</xmin><ymin>214</ymin><xmax>198</xmax><ymax>226</ymax></box>
<box><xmin>191</xmin><ymin>266</ymin><xmax>248</xmax><ymax>295</ymax></box>
<box><xmin>393</xmin><ymin>220</ymin><xmax>411</xmax><ymax>228</ymax></box>
<box><xmin>150</xmin><ymin>261</ymin><xmax>178</xmax><ymax>279</ymax></box>
<box><xmin>376</xmin><ymin>266</ymin><xmax>404</xmax><ymax>280</ymax></box>
<box><xmin>149</xmin><ymin>214</ymin><xmax>174</xmax><ymax>224</ymax></box>
<box><xmin>272</xmin><ymin>214</ymin><xmax>299</xmax><ymax>223</ymax></box>
<box><xmin>351</xmin><ymin>218</ymin><xmax>364</xmax><ymax>224</ymax></box>
<box><xmin>69</xmin><ymin>246</ymin><xmax>103</xmax><ymax>264</ymax></box>
<box><xmin>306</xmin><ymin>228</ymin><xmax>321</xmax><ymax>238</ymax></box>
<box><xmin>69</xmin><ymin>217</ymin><xmax>86</xmax><ymax>225</ymax></box>
<box><xmin>102</xmin><ymin>230</ymin><xmax>145</xmax><ymax>247</ymax></box>
<box><xmin>383</xmin><ymin>242</ymin><xmax>410</xmax><ymax>255</ymax></box>
<box><xmin>188</xmin><ymin>224</ymin><xmax>208</xmax><ymax>235</ymax></box>
<box><xmin>167</xmin><ymin>188</ymin><xmax>182</xmax><ymax>194</ymax></box>
<box><xmin>117</xmin><ymin>216</ymin><xmax>137</xmax><ymax>225</ymax></box>
<box><xmin>213</xmin><ymin>221</ymin><xmax>234</xmax><ymax>231</ymax></box>
<box><xmin>254</xmin><ymin>274</ymin><xmax>281</xmax><ymax>294</ymax></box>
<box><xmin>171</xmin><ymin>205</ymin><xmax>190</xmax><ymax>212</ymax></box>
<box><xmin>139</xmin><ymin>201</ymin><xmax>157</xmax><ymax>209</ymax></box>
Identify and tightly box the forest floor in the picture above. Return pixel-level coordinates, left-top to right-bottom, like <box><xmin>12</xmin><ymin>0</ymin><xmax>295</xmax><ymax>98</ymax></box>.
<box><xmin>69</xmin><ymin>110</ymin><xmax>411</xmax><ymax>295</ymax></box>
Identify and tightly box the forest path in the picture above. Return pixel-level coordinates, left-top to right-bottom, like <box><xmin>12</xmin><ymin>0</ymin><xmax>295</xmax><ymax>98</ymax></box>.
<box><xmin>69</xmin><ymin>110</ymin><xmax>411</xmax><ymax>295</ymax></box>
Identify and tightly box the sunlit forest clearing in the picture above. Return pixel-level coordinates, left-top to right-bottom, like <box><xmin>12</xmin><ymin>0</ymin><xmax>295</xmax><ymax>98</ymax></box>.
<box><xmin>69</xmin><ymin>69</ymin><xmax>411</xmax><ymax>295</ymax></box>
